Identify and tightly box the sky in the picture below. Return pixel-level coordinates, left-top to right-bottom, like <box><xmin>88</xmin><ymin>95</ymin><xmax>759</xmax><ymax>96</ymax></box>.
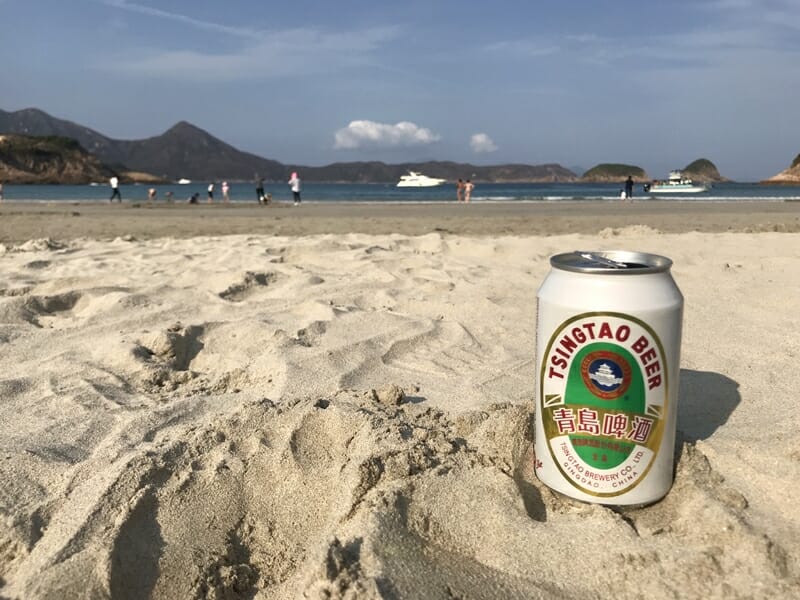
<box><xmin>1</xmin><ymin>0</ymin><xmax>799</xmax><ymax>181</ymax></box>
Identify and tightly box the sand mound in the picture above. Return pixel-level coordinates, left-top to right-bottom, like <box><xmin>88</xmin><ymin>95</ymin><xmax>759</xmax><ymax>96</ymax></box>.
<box><xmin>3</xmin><ymin>392</ymin><xmax>792</xmax><ymax>599</ymax></box>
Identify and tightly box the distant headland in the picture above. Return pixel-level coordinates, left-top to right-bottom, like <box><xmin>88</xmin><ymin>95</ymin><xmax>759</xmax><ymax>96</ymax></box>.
<box><xmin>0</xmin><ymin>134</ymin><xmax>116</xmax><ymax>184</ymax></box>
<box><xmin>760</xmin><ymin>154</ymin><xmax>800</xmax><ymax>184</ymax></box>
<box><xmin>1</xmin><ymin>106</ymin><xmax>793</xmax><ymax>185</ymax></box>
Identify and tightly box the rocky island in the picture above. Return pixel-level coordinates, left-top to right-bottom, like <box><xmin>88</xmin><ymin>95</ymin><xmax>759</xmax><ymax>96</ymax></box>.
<box><xmin>761</xmin><ymin>153</ymin><xmax>800</xmax><ymax>184</ymax></box>
<box><xmin>680</xmin><ymin>158</ymin><xmax>728</xmax><ymax>183</ymax></box>
<box><xmin>580</xmin><ymin>163</ymin><xmax>649</xmax><ymax>183</ymax></box>
<box><xmin>580</xmin><ymin>159</ymin><xmax>729</xmax><ymax>184</ymax></box>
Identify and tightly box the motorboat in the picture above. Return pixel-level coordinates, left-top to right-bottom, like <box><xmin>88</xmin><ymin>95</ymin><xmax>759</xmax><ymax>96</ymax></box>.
<box><xmin>644</xmin><ymin>171</ymin><xmax>709</xmax><ymax>194</ymax></box>
<box><xmin>177</xmin><ymin>178</ymin><xmax>192</xmax><ymax>185</ymax></box>
<box><xmin>396</xmin><ymin>171</ymin><xmax>446</xmax><ymax>187</ymax></box>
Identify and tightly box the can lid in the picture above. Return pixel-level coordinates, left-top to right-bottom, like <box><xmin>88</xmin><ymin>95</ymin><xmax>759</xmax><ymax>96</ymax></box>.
<box><xmin>551</xmin><ymin>250</ymin><xmax>673</xmax><ymax>274</ymax></box>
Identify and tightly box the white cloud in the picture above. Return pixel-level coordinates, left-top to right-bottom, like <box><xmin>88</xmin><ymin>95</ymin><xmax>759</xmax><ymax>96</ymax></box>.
<box><xmin>99</xmin><ymin>0</ymin><xmax>259</xmax><ymax>39</ymax></box>
<box><xmin>94</xmin><ymin>1</ymin><xmax>401</xmax><ymax>82</ymax></box>
<box><xmin>334</xmin><ymin>120</ymin><xmax>441</xmax><ymax>150</ymax></box>
<box><xmin>470</xmin><ymin>133</ymin><xmax>498</xmax><ymax>153</ymax></box>
<box><xmin>484</xmin><ymin>39</ymin><xmax>560</xmax><ymax>58</ymax></box>
<box><xmin>97</xmin><ymin>25</ymin><xmax>399</xmax><ymax>81</ymax></box>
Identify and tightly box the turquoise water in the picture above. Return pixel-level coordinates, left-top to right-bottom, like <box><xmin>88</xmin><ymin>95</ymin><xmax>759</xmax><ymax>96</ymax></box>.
<box><xmin>2</xmin><ymin>182</ymin><xmax>799</xmax><ymax>203</ymax></box>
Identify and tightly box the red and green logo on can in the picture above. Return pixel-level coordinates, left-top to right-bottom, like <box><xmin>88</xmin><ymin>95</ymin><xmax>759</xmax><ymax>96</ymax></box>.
<box><xmin>539</xmin><ymin>312</ymin><xmax>668</xmax><ymax>496</ymax></box>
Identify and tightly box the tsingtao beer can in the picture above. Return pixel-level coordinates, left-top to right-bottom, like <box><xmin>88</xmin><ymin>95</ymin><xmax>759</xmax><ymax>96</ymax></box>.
<box><xmin>534</xmin><ymin>250</ymin><xmax>683</xmax><ymax>506</ymax></box>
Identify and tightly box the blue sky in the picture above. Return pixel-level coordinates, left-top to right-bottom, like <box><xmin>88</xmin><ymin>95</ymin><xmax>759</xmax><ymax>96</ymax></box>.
<box><xmin>1</xmin><ymin>0</ymin><xmax>799</xmax><ymax>180</ymax></box>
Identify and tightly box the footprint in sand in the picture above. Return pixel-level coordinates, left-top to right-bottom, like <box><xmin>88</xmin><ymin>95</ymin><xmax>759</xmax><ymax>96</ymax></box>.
<box><xmin>218</xmin><ymin>271</ymin><xmax>279</xmax><ymax>302</ymax></box>
<box><xmin>14</xmin><ymin>291</ymin><xmax>82</xmax><ymax>328</ymax></box>
<box><xmin>24</xmin><ymin>260</ymin><xmax>51</xmax><ymax>270</ymax></box>
<box><xmin>132</xmin><ymin>324</ymin><xmax>206</xmax><ymax>392</ymax></box>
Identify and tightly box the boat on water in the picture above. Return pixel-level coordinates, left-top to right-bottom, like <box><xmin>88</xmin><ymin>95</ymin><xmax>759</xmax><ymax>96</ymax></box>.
<box><xmin>177</xmin><ymin>178</ymin><xmax>192</xmax><ymax>185</ymax></box>
<box><xmin>644</xmin><ymin>170</ymin><xmax>709</xmax><ymax>194</ymax></box>
<box><xmin>396</xmin><ymin>171</ymin><xmax>446</xmax><ymax>187</ymax></box>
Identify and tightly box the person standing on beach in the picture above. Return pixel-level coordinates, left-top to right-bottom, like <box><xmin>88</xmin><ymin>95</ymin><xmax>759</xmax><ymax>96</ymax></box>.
<box><xmin>222</xmin><ymin>181</ymin><xmax>230</xmax><ymax>203</ymax></box>
<box><xmin>456</xmin><ymin>178</ymin><xmax>465</xmax><ymax>202</ymax></box>
<box><xmin>207</xmin><ymin>182</ymin><xmax>215</xmax><ymax>203</ymax></box>
<box><xmin>0</xmin><ymin>180</ymin><xmax>4</xmax><ymax>203</ymax></box>
<box><xmin>255</xmin><ymin>176</ymin><xmax>265</xmax><ymax>203</ymax></box>
<box><xmin>464</xmin><ymin>179</ymin><xmax>474</xmax><ymax>203</ymax></box>
<box><xmin>109</xmin><ymin>176</ymin><xmax>121</xmax><ymax>202</ymax></box>
<box><xmin>624</xmin><ymin>176</ymin><xmax>634</xmax><ymax>201</ymax></box>
<box><xmin>147</xmin><ymin>187</ymin><xmax>157</xmax><ymax>203</ymax></box>
<box><xmin>288</xmin><ymin>171</ymin><xmax>302</xmax><ymax>205</ymax></box>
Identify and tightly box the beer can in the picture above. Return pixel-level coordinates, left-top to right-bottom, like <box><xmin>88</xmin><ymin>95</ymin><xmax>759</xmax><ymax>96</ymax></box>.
<box><xmin>534</xmin><ymin>250</ymin><xmax>683</xmax><ymax>505</ymax></box>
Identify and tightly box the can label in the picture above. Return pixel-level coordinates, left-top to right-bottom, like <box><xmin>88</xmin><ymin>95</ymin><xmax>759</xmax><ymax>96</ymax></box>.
<box><xmin>539</xmin><ymin>311</ymin><xmax>668</xmax><ymax>497</ymax></box>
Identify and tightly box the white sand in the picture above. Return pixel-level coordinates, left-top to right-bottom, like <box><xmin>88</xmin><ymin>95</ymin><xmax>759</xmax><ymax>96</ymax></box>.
<box><xmin>0</xmin><ymin>228</ymin><xmax>798</xmax><ymax>599</ymax></box>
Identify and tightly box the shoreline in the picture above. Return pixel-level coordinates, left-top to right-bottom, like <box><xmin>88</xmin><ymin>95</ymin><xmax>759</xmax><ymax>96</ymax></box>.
<box><xmin>1</xmin><ymin>200</ymin><xmax>799</xmax><ymax>242</ymax></box>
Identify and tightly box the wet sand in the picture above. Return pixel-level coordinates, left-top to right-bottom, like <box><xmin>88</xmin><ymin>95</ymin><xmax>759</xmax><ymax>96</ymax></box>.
<box><xmin>1</xmin><ymin>200</ymin><xmax>799</xmax><ymax>243</ymax></box>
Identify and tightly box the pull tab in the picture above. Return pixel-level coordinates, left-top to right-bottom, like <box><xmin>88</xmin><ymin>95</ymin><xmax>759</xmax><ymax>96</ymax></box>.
<box><xmin>577</xmin><ymin>251</ymin><xmax>629</xmax><ymax>269</ymax></box>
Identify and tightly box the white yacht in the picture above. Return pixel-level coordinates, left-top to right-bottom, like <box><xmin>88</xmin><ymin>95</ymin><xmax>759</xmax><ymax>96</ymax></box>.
<box><xmin>396</xmin><ymin>171</ymin><xmax>446</xmax><ymax>187</ymax></box>
<box><xmin>644</xmin><ymin>171</ymin><xmax>709</xmax><ymax>194</ymax></box>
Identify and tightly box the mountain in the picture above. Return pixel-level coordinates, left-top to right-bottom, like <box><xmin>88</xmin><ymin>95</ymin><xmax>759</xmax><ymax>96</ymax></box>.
<box><xmin>0</xmin><ymin>109</ymin><xmax>284</xmax><ymax>181</ymax></box>
<box><xmin>0</xmin><ymin>107</ymin><xmax>578</xmax><ymax>183</ymax></box>
<box><xmin>0</xmin><ymin>108</ymin><xmax>132</xmax><ymax>173</ymax></box>
<box><xmin>760</xmin><ymin>153</ymin><xmax>800</xmax><ymax>184</ymax></box>
<box><xmin>580</xmin><ymin>164</ymin><xmax>649</xmax><ymax>183</ymax></box>
<box><xmin>109</xmin><ymin>121</ymin><xmax>287</xmax><ymax>181</ymax></box>
<box><xmin>0</xmin><ymin>134</ymin><xmax>117</xmax><ymax>184</ymax></box>
<box><xmin>681</xmin><ymin>159</ymin><xmax>728</xmax><ymax>182</ymax></box>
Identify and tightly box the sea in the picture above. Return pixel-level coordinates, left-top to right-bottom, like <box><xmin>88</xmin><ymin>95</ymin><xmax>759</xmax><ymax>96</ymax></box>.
<box><xmin>2</xmin><ymin>181</ymin><xmax>799</xmax><ymax>204</ymax></box>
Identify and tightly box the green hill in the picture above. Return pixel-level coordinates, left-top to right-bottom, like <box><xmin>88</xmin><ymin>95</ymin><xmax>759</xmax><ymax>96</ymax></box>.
<box><xmin>682</xmin><ymin>158</ymin><xmax>727</xmax><ymax>182</ymax></box>
<box><xmin>0</xmin><ymin>134</ymin><xmax>117</xmax><ymax>184</ymax></box>
<box><xmin>580</xmin><ymin>164</ymin><xmax>648</xmax><ymax>183</ymax></box>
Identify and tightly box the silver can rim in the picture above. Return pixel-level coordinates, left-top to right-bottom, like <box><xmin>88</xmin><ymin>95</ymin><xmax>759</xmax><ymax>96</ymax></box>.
<box><xmin>551</xmin><ymin>250</ymin><xmax>673</xmax><ymax>274</ymax></box>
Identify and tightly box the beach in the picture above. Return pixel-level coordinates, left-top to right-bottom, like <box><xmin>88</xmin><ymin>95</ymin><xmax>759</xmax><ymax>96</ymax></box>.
<box><xmin>0</xmin><ymin>200</ymin><xmax>798</xmax><ymax>599</ymax></box>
